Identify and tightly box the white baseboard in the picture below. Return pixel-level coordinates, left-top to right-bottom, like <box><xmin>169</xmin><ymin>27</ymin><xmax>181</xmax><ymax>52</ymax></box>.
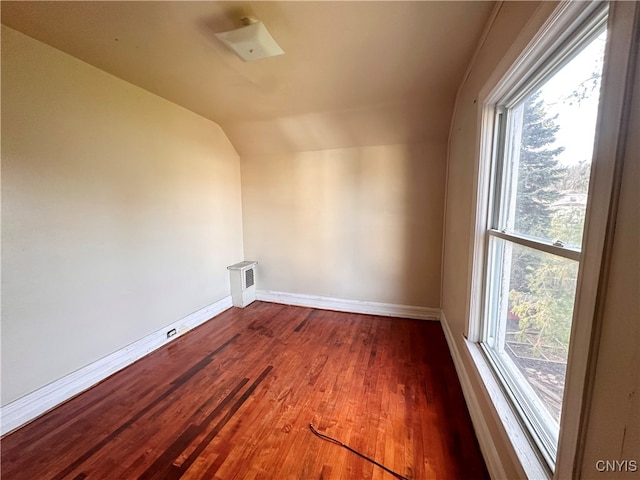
<box><xmin>256</xmin><ymin>290</ymin><xmax>440</xmax><ymax>321</ymax></box>
<box><xmin>440</xmin><ymin>311</ymin><xmax>507</xmax><ymax>480</ymax></box>
<box><xmin>0</xmin><ymin>295</ymin><xmax>233</xmax><ymax>436</ymax></box>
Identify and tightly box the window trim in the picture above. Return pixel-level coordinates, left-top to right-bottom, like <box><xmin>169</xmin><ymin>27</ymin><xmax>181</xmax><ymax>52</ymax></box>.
<box><xmin>556</xmin><ymin>4</ymin><xmax>640</xmax><ymax>478</ymax></box>
<box><xmin>465</xmin><ymin>1</ymin><xmax>640</xmax><ymax>478</ymax></box>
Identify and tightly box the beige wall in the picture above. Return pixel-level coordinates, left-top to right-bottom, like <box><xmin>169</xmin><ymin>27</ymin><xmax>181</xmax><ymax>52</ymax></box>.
<box><xmin>1</xmin><ymin>27</ymin><xmax>244</xmax><ymax>405</ymax></box>
<box><xmin>441</xmin><ymin>3</ymin><xmax>548</xmax><ymax>477</ymax></box>
<box><xmin>1</xmin><ymin>19</ymin><xmax>447</xmax><ymax>411</ymax></box>
<box><xmin>442</xmin><ymin>0</ymin><xmax>546</xmax><ymax>329</ymax></box>
<box><xmin>241</xmin><ymin>143</ymin><xmax>445</xmax><ymax>307</ymax></box>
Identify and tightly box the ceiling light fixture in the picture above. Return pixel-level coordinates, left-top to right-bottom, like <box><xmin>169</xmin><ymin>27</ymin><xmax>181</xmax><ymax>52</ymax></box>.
<box><xmin>215</xmin><ymin>16</ymin><xmax>284</xmax><ymax>62</ymax></box>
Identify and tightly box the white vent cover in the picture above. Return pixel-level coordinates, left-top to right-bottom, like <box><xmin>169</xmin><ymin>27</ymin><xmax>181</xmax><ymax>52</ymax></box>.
<box><xmin>215</xmin><ymin>21</ymin><xmax>284</xmax><ymax>62</ymax></box>
<box><xmin>228</xmin><ymin>261</ymin><xmax>257</xmax><ymax>308</ymax></box>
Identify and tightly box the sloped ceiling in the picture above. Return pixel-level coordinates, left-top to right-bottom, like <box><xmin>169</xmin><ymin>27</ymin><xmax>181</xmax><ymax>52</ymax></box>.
<box><xmin>1</xmin><ymin>1</ymin><xmax>495</xmax><ymax>155</ymax></box>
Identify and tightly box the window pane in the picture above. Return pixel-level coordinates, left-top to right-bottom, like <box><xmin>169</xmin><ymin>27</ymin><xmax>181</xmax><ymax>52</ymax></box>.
<box><xmin>500</xmin><ymin>31</ymin><xmax>606</xmax><ymax>248</ymax></box>
<box><xmin>487</xmin><ymin>238</ymin><xmax>578</xmax><ymax>444</ymax></box>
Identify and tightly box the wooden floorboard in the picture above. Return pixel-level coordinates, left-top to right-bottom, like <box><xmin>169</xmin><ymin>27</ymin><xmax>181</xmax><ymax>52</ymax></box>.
<box><xmin>1</xmin><ymin>302</ymin><xmax>489</xmax><ymax>480</ymax></box>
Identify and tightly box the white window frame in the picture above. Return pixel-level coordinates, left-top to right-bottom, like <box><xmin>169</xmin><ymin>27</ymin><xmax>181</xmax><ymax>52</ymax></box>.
<box><xmin>484</xmin><ymin>8</ymin><xmax>607</xmax><ymax>468</ymax></box>
<box><xmin>465</xmin><ymin>1</ymin><xmax>640</xmax><ymax>478</ymax></box>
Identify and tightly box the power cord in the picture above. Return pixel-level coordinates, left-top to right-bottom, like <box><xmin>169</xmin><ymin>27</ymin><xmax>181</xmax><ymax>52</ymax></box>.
<box><xmin>309</xmin><ymin>423</ymin><xmax>410</xmax><ymax>480</ymax></box>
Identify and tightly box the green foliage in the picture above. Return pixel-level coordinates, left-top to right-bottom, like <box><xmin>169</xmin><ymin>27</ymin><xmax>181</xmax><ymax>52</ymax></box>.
<box><xmin>509</xmin><ymin>251</ymin><xmax>578</xmax><ymax>356</ymax></box>
<box><xmin>507</xmin><ymin>93</ymin><xmax>584</xmax><ymax>359</ymax></box>
<box><xmin>558</xmin><ymin>160</ymin><xmax>591</xmax><ymax>194</ymax></box>
<box><xmin>514</xmin><ymin>90</ymin><xmax>566</xmax><ymax>239</ymax></box>
<box><xmin>505</xmin><ymin>35</ymin><xmax>604</xmax><ymax>362</ymax></box>
<box><xmin>510</xmin><ymin>91</ymin><xmax>567</xmax><ymax>295</ymax></box>
<box><xmin>550</xmin><ymin>207</ymin><xmax>585</xmax><ymax>249</ymax></box>
<box><xmin>509</xmin><ymin>210</ymin><xmax>584</xmax><ymax>356</ymax></box>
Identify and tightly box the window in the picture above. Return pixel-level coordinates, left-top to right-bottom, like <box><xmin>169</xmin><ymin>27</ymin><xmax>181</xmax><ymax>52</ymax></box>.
<box><xmin>478</xmin><ymin>7</ymin><xmax>608</xmax><ymax>470</ymax></box>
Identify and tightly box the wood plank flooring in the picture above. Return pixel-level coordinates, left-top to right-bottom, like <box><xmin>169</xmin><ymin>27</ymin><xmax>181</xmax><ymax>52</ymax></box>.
<box><xmin>1</xmin><ymin>302</ymin><xmax>489</xmax><ymax>480</ymax></box>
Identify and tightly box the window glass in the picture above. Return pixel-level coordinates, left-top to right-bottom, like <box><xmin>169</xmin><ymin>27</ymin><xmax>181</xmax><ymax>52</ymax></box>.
<box><xmin>499</xmin><ymin>31</ymin><xmax>606</xmax><ymax>248</ymax></box>
<box><xmin>482</xmin><ymin>24</ymin><xmax>608</xmax><ymax>464</ymax></box>
<box><xmin>487</xmin><ymin>239</ymin><xmax>578</xmax><ymax>424</ymax></box>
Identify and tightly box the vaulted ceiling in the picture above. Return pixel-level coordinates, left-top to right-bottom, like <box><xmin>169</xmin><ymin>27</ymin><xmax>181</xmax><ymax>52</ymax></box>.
<box><xmin>1</xmin><ymin>1</ymin><xmax>495</xmax><ymax>155</ymax></box>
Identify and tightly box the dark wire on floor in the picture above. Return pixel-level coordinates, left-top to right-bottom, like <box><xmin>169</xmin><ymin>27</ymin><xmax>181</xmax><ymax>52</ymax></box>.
<box><xmin>309</xmin><ymin>423</ymin><xmax>410</xmax><ymax>480</ymax></box>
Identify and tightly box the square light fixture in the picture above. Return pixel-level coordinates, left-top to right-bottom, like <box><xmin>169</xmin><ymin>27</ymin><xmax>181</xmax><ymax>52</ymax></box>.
<box><xmin>215</xmin><ymin>20</ymin><xmax>284</xmax><ymax>62</ymax></box>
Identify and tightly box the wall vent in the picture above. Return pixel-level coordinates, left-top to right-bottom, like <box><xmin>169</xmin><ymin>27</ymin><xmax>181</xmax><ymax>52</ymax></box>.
<box><xmin>227</xmin><ymin>261</ymin><xmax>257</xmax><ymax>308</ymax></box>
<box><xmin>245</xmin><ymin>268</ymin><xmax>255</xmax><ymax>288</ymax></box>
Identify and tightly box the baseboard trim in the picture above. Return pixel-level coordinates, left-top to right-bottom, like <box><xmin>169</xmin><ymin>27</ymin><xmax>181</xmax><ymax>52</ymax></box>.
<box><xmin>440</xmin><ymin>311</ymin><xmax>507</xmax><ymax>480</ymax></box>
<box><xmin>0</xmin><ymin>295</ymin><xmax>233</xmax><ymax>436</ymax></box>
<box><xmin>256</xmin><ymin>290</ymin><xmax>440</xmax><ymax>321</ymax></box>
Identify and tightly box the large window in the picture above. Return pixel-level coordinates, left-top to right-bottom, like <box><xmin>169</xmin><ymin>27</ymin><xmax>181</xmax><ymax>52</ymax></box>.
<box><xmin>479</xmin><ymin>8</ymin><xmax>607</xmax><ymax>469</ymax></box>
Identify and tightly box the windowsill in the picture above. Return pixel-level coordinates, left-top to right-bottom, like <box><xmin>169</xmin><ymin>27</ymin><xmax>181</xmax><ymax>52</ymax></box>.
<box><xmin>464</xmin><ymin>338</ymin><xmax>552</xmax><ymax>480</ymax></box>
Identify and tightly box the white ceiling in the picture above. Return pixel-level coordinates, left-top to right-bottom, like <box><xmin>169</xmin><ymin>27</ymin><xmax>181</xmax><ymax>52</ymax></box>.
<box><xmin>1</xmin><ymin>1</ymin><xmax>495</xmax><ymax>155</ymax></box>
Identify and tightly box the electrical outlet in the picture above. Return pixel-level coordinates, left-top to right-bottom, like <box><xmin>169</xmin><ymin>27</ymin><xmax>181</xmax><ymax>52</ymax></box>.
<box><xmin>167</xmin><ymin>328</ymin><xmax>177</xmax><ymax>338</ymax></box>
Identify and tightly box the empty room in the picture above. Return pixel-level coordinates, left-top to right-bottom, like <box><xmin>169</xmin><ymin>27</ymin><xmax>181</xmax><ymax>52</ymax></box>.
<box><xmin>1</xmin><ymin>1</ymin><xmax>638</xmax><ymax>479</ymax></box>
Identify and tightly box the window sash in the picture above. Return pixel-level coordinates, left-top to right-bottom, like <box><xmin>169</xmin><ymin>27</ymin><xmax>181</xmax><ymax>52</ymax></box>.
<box><xmin>481</xmin><ymin>341</ymin><xmax>559</xmax><ymax>467</ymax></box>
<box><xmin>478</xmin><ymin>6</ymin><xmax>608</xmax><ymax>471</ymax></box>
<box><xmin>482</xmin><ymin>233</ymin><xmax>577</xmax><ymax>467</ymax></box>
<box><xmin>488</xmin><ymin>230</ymin><xmax>581</xmax><ymax>262</ymax></box>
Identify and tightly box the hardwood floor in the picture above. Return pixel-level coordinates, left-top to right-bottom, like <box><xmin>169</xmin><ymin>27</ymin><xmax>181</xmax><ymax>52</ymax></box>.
<box><xmin>1</xmin><ymin>302</ymin><xmax>489</xmax><ymax>480</ymax></box>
